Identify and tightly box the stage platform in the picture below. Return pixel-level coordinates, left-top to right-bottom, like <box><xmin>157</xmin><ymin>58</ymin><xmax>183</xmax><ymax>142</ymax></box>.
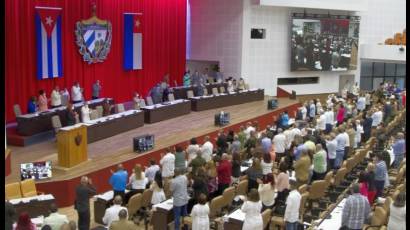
<box><xmin>6</xmin><ymin>96</ymin><xmax>301</xmax><ymax>207</ymax></box>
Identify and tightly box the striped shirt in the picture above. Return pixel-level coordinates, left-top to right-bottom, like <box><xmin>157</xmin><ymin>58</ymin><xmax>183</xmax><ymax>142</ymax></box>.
<box><xmin>342</xmin><ymin>193</ymin><xmax>371</xmax><ymax>229</ymax></box>
<box><xmin>375</xmin><ymin>160</ymin><xmax>387</xmax><ymax>181</ymax></box>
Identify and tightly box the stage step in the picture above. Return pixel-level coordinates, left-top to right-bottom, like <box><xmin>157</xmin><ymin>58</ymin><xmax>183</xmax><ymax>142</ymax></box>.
<box><xmin>7</xmin><ymin>127</ymin><xmax>55</xmax><ymax>147</ymax></box>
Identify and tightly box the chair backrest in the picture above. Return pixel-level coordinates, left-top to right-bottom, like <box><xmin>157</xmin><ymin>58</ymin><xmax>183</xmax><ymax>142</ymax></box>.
<box><xmin>309</xmin><ymin>180</ymin><xmax>327</xmax><ymax>200</ymax></box>
<box><xmin>219</xmin><ymin>86</ymin><xmax>225</xmax><ymax>93</ymax></box>
<box><xmin>262</xmin><ymin>209</ymin><xmax>272</xmax><ymax>229</ymax></box>
<box><xmin>211</xmin><ymin>88</ymin><xmax>219</xmax><ymax>96</ymax></box>
<box><xmin>141</xmin><ymin>189</ymin><xmax>153</xmax><ymax>208</ymax></box>
<box><xmin>382</xmin><ymin>197</ymin><xmax>392</xmax><ymax>215</ymax></box>
<box><xmin>20</xmin><ymin>179</ymin><xmax>37</xmax><ymax>197</ymax></box>
<box><xmin>333</xmin><ymin>167</ymin><xmax>348</xmax><ymax>187</ymax></box>
<box><xmin>236</xmin><ymin>179</ymin><xmax>248</xmax><ymax>196</ymax></box>
<box><xmin>221</xmin><ymin>187</ymin><xmax>235</xmax><ymax>208</ymax></box>
<box><xmin>127</xmin><ymin>193</ymin><xmax>143</xmax><ymax>217</ymax></box>
<box><xmin>51</xmin><ymin>115</ymin><xmax>62</xmax><ymax>132</ymax></box>
<box><xmin>299</xmin><ymin>192</ymin><xmax>309</xmax><ymax>218</ymax></box>
<box><xmin>168</xmin><ymin>93</ymin><xmax>175</xmax><ymax>102</ymax></box>
<box><xmin>345</xmin><ymin>157</ymin><xmax>355</xmax><ymax>173</ymax></box>
<box><xmin>146</xmin><ymin>96</ymin><xmax>154</xmax><ymax>106</ymax></box>
<box><xmin>370</xmin><ymin>207</ymin><xmax>388</xmax><ymax>226</ymax></box>
<box><xmin>6</xmin><ymin>182</ymin><xmax>22</xmax><ymax>200</ymax></box>
<box><xmin>187</xmin><ymin>90</ymin><xmax>194</xmax><ymax>99</ymax></box>
<box><xmin>116</xmin><ymin>104</ymin><xmax>125</xmax><ymax>113</ymax></box>
<box><xmin>298</xmin><ymin>184</ymin><xmax>308</xmax><ymax>194</ymax></box>
<box><xmin>14</xmin><ymin>104</ymin><xmax>22</xmax><ymax>117</ymax></box>
<box><xmin>139</xmin><ymin>99</ymin><xmax>146</xmax><ymax>108</ymax></box>
<box><xmin>90</xmin><ymin>110</ymin><xmax>99</xmax><ymax>120</ymax></box>
<box><xmin>95</xmin><ymin>105</ymin><xmax>103</xmax><ymax>118</ymax></box>
<box><xmin>203</xmin><ymin>88</ymin><xmax>208</xmax><ymax>96</ymax></box>
<box><xmin>324</xmin><ymin>171</ymin><xmax>334</xmax><ymax>187</ymax></box>
<box><xmin>209</xmin><ymin>195</ymin><xmax>224</xmax><ymax>218</ymax></box>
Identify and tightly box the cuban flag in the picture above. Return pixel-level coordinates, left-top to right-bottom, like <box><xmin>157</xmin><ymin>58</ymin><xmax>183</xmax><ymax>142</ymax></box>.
<box><xmin>35</xmin><ymin>7</ymin><xmax>63</xmax><ymax>79</ymax></box>
<box><xmin>124</xmin><ymin>13</ymin><xmax>142</xmax><ymax>70</ymax></box>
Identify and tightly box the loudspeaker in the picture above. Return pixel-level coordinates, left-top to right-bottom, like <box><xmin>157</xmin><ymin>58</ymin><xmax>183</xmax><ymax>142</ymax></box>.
<box><xmin>133</xmin><ymin>134</ymin><xmax>155</xmax><ymax>152</ymax></box>
<box><xmin>267</xmin><ymin>99</ymin><xmax>278</xmax><ymax>110</ymax></box>
<box><xmin>215</xmin><ymin>112</ymin><xmax>230</xmax><ymax>126</ymax></box>
<box><xmin>290</xmin><ymin>90</ymin><xmax>296</xmax><ymax>100</ymax></box>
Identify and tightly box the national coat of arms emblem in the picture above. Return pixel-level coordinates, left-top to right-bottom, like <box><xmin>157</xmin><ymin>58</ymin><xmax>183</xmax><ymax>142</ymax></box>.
<box><xmin>75</xmin><ymin>4</ymin><xmax>112</xmax><ymax>64</ymax></box>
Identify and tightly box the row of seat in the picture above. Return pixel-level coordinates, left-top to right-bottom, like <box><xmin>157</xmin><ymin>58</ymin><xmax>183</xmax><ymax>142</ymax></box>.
<box><xmin>5</xmin><ymin>179</ymin><xmax>42</xmax><ymax>200</ymax></box>
<box><xmin>384</xmin><ymin>29</ymin><xmax>406</xmax><ymax>45</ymax></box>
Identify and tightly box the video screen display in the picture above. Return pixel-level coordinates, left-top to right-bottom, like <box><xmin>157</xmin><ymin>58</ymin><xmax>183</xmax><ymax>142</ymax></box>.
<box><xmin>20</xmin><ymin>161</ymin><xmax>52</xmax><ymax>181</ymax></box>
<box><xmin>291</xmin><ymin>16</ymin><xmax>360</xmax><ymax>72</ymax></box>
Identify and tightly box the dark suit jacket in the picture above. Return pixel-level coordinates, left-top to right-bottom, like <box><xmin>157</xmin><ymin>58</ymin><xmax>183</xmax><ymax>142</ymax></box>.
<box><xmin>75</xmin><ymin>184</ymin><xmax>97</xmax><ymax>212</ymax></box>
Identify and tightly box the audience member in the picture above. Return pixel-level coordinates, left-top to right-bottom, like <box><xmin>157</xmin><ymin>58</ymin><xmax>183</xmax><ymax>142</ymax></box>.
<box><xmin>109</xmin><ymin>209</ymin><xmax>136</xmax><ymax>230</ymax></box>
<box><xmin>206</xmin><ymin>159</ymin><xmax>218</xmax><ymax>199</ymax></box>
<box><xmin>273</xmin><ymin>128</ymin><xmax>286</xmax><ymax>162</ymax></box>
<box><xmin>365</xmin><ymin>163</ymin><xmax>377</xmax><ymax>205</ymax></box>
<box><xmin>335</xmin><ymin>127</ymin><xmax>347</xmax><ymax>168</ymax></box>
<box><xmin>80</xmin><ymin>101</ymin><xmax>91</xmax><ymax>122</ymax></box>
<box><xmin>75</xmin><ymin>176</ymin><xmax>96</xmax><ymax>230</ymax></box>
<box><xmin>231</xmin><ymin>152</ymin><xmax>241</xmax><ymax>185</ymax></box>
<box><xmin>192</xmin><ymin>168</ymin><xmax>209</xmax><ymax>203</ymax></box>
<box><xmin>257</xmin><ymin>176</ymin><xmax>276</xmax><ymax>211</ymax></box>
<box><xmin>174</xmin><ymin>146</ymin><xmax>187</xmax><ymax>172</ymax></box>
<box><xmin>38</xmin><ymin>89</ymin><xmax>48</xmax><ymax>112</ymax></box>
<box><xmin>246</xmin><ymin>157</ymin><xmax>263</xmax><ymax>191</ymax></box>
<box><xmin>187</xmin><ymin>138</ymin><xmax>200</xmax><ymax>162</ymax></box>
<box><xmin>391</xmin><ymin>132</ymin><xmax>405</xmax><ymax>169</ymax></box>
<box><xmin>190</xmin><ymin>193</ymin><xmax>210</xmax><ymax>230</ymax></box>
<box><xmin>284</xmin><ymin>179</ymin><xmax>301</xmax><ymax>230</ymax></box>
<box><xmin>325</xmin><ymin>133</ymin><xmax>337</xmax><ymax>170</ymax></box>
<box><xmin>200</xmin><ymin>136</ymin><xmax>213</xmax><ymax>162</ymax></box>
<box><xmin>125</xmin><ymin>164</ymin><xmax>147</xmax><ymax>203</ymax></box>
<box><xmin>374</xmin><ymin>152</ymin><xmax>388</xmax><ymax>198</ymax></box>
<box><xmin>216</xmin><ymin>130</ymin><xmax>228</xmax><ymax>156</ymax></box>
<box><xmin>275</xmin><ymin>161</ymin><xmax>290</xmax><ymax>204</ymax></box>
<box><xmin>14</xmin><ymin>212</ymin><xmax>36</xmax><ymax>230</ymax></box>
<box><xmin>189</xmin><ymin>150</ymin><xmax>206</xmax><ymax>176</ymax></box>
<box><xmin>42</xmin><ymin>203</ymin><xmax>69</xmax><ymax>230</ymax></box>
<box><xmin>170</xmin><ymin>168</ymin><xmax>190</xmax><ymax>230</ymax></box>
<box><xmin>294</xmin><ymin>148</ymin><xmax>311</xmax><ymax>188</ymax></box>
<box><xmin>102</xmin><ymin>195</ymin><xmax>127</xmax><ymax>228</ymax></box>
<box><xmin>150</xmin><ymin>171</ymin><xmax>166</xmax><ymax>205</ymax></box>
<box><xmin>216</xmin><ymin>153</ymin><xmax>232</xmax><ymax>195</ymax></box>
<box><xmin>341</xmin><ymin>183</ymin><xmax>371</xmax><ymax>230</ymax></box>
<box><xmin>241</xmin><ymin>189</ymin><xmax>263</xmax><ymax>230</ymax></box>
<box><xmin>312</xmin><ymin>143</ymin><xmax>327</xmax><ymax>181</ymax></box>
<box><xmin>144</xmin><ymin>159</ymin><xmax>160</xmax><ymax>185</ymax></box>
<box><xmin>109</xmin><ymin>164</ymin><xmax>128</xmax><ymax>201</ymax></box>
<box><xmin>387</xmin><ymin>191</ymin><xmax>406</xmax><ymax>230</ymax></box>
<box><xmin>51</xmin><ymin>86</ymin><xmax>62</xmax><ymax>108</ymax></box>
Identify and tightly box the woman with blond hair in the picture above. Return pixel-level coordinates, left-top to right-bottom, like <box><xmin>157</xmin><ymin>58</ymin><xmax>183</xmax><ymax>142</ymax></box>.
<box><xmin>125</xmin><ymin>164</ymin><xmax>147</xmax><ymax>203</ymax></box>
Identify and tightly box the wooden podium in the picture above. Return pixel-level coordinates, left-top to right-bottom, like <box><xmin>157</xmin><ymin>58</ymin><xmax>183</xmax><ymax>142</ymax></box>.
<box><xmin>57</xmin><ymin>124</ymin><xmax>88</xmax><ymax>168</ymax></box>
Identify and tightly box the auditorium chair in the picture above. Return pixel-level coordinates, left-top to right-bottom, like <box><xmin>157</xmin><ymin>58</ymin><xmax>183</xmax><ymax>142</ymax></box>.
<box><xmin>135</xmin><ymin>189</ymin><xmax>153</xmax><ymax>227</ymax></box>
<box><xmin>388</xmin><ymin>165</ymin><xmax>405</xmax><ymax>189</ymax></box>
<box><xmin>262</xmin><ymin>209</ymin><xmax>272</xmax><ymax>229</ymax></box>
<box><xmin>203</xmin><ymin>88</ymin><xmax>209</xmax><ymax>96</ymax></box>
<box><xmin>187</xmin><ymin>90</ymin><xmax>194</xmax><ymax>99</ymax></box>
<box><xmin>115</xmin><ymin>103</ymin><xmax>125</xmax><ymax>113</ymax></box>
<box><xmin>363</xmin><ymin>206</ymin><xmax>388</xmax><ymax>230</ymax></box>
<box><xmin>219</xmin><ymin>86</ymin><xmax>225</xmax><ymax>94</ymax></box>
<box><xmin>211</xmin><ymin>88</ymin><xmax>219</xmax><ymax>96</ymax></box>
<box><xmin>221</xmin><ymin>186</ymin><xmax>235</xmax><ymax>211</ymax></box>
<box><xmin>146</xmin><ymin>96</ymin><xmax>154</xmax><ymax>106</ymax></box>
<box><xmin>13</xmin><ymin>104</ymin><xmax>22</xmax><ymax>117</ymax></box>
<box><xmin>90</xmin><ymin>110</ymin><xmax>99</xmax><ymax>120</ymax></box>
<box><xmin>167</xmin><ymin>93</ymin><xmax>175</xmax><ymax>102</ymax></box>
<box><xmin>298</xmin><ymin>184</ymin><xmax>308</xmax><ymax>194</ymax></box>
<box><xmin>127</xmin><ymin>193</ymin><xmax>143</xmax><ymax>218</ymax></box>
<box><xmin>20</xmin><ymin>179</ymin><xmax>43</xmax><ymax>197</ymax></box>
<box><xmin>138</xmin><ymin>99</ymin><xmax>146</xmax><ymax>108</ymax></box>
<box><xmin>184</xmin><ymin>195</ymin><xmax>225</xmax><ymax>230</ymax></box>
<box><xmin>328</xmin><ymin>167</ymin><xmax>348</xmax><ymax>202</ymax></box>
<box><xmin>6</xmin><ymin>182</ymin><xmax>22</xmax><ymax>200</ymax></box>
<box><xmin>51</xmin><ymin>115</ymin><xmax>62</xmax><ymax>133</ymax></box>
<box><xmin>306</xmin><ymin>180</ymin><xmax>330</xmax><ymax>216</ymax></box>
<box><xmin>235</xmin><ymin>179</ymin><xmax>248</xmax><ymax>196</ymax></box>
<box><xmin>95</xmin><ymin>105</ymin><xmax>103</xmax><ymax>118</ymax></box>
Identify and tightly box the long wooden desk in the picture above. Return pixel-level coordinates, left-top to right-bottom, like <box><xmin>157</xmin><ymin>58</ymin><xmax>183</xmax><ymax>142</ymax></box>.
<box><xmin>190</xmin><ymin>89</ymin><xmax>264</xmax><ymax>111</ymax></box>
<box><xmin>170</xmin><ymin>83</ymin><xmax>227</xmax><ymax>99</ymax></box>
<box><xmin>141</xmin><ymin>99</ymin><xmax>191</xmax><ymax>123</ymax></box>
<box><xmin>9</xmin><ymin>194</ymin><xmax>55</xmax><ymax>218</ymax></box>
<box><xmin>93</xmin><ymin>190</ymin><xmax>130</xmax><ymax>225</ymax></box>
<box><xmin>151</xmin><ymin>198</ymin><xmax>175</xmax><ymax>230</ymax></box>
<box><xmin>16</xmin><ymin>98</ymin><xmax>114</xmax><ymax>136</ymax></box>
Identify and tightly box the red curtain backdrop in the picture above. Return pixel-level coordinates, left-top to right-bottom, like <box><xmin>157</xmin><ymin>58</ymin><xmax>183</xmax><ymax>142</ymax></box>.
<box><xmin>5</xmin><ymin>0</ymin><xmax>187</xmax><ymax>122</ymax></box>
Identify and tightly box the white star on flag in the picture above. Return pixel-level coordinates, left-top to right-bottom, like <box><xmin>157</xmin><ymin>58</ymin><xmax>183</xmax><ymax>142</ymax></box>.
<box><xmin>45</xmin><ymin>16</ymin><xmax>53</xmax><ymax>26</ymax></box>
<box><xmin>135</xmin><ymin>20</ymin><xmax>140</xmax><ymax>27</ymax></box>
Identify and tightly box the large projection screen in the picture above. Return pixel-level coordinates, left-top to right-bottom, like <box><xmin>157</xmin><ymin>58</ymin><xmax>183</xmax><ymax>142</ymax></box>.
<box><xmin>290</xmin><ymin>16</ymin><xmax>360</xmax><ymax>72</ymax></box>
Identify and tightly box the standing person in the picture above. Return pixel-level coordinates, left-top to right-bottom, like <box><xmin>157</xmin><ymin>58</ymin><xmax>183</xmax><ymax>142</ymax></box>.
<box><xmin>200</xmin><ymin>136</ymin><xmax>213</xmax><ymax>162</ymax></box>
<box><xmin>362</xmin><ymin>111</ymin><xmax>373</xmax><ymax>142</ymax></box>
<box><xmin>335</xmin><ymin>127</ymin><xmax>347</xmax><ymax>169</ymax></box>
<box><xmin>391</xmin><ymin>132</ymin><xmax>406</xmax><ymax>169</ymax></box>
<box><xmin>309</xmin><ymin>100</ymin><xmax>316</xmax><ymax>122</ymax></box>
<box><xmin>160</xmin><ymin>148</ymin><xmax>175</xmax><ymax>198</ymax></box>
<box><xmin>75</xmin><ymin>176</ymin><xmax>96</xmax><ymax>230</ymax></box>
<box><xmin>65</xmin><ymin>103</ymin><xmax>77</xmax><ymax>126</ymax></box>
<box><xmin>229</xmin><ymin>135</ymin><xmax>241</xmax><ymax>155</ymax></box>
<box><xmin>102</xmin><ymin>196</ymin><xmax>127</xmax><ymax>228</ymax></box>
<box><xmin>257</xmin><ymin>177</ymin><xmax>276</xmax><ymax>211</ymax></box>
<box><xmin>150</xmin><ymin>171</ymin><xmax>166</xmax><ymax>205</ymax></box>
<box><xmin>92</xmin><ymin>80</ymin><xmax>102</xmax><ymax>100</ymax></box>
<box><xmin>260</xmin><ymin>133</ymin><xmax>272</xmax><ymax>154</ymax></box>
<box><xmin>51</xmin><ymin>86</ymin><xmax>62</xmax><ymax>108</ymax></box>
<box><xmin>183</xmin><ymin>70</ymin><xmax>191</xmax><ymax>87</ymax></box>
<box><xmin>325</xmin><ymin>133</ymin><xmax>337</xmax><ymax>170</ymax></box>
<box><xmin>387</xmin><ymin>192</ymin><xmax>406</xmax><ymax>230</ymax></box>
<box><xmin>284</xmin><ymin>179</ymin><xmax>301</xmax><ymax>230</ymax></box>
<box><xmin>216</xmin><ymin>153</ymin><xmax>232</xmax><ymax>195</ymax></box>
<box><xmin>43</xmin><ymin>203</ymin><xmax>69</xmax><ymax>230</ymax></box>
<box><xmin>190</xmin><ymin>193</ymin><xmax>210</xmax><ymax>230</ymax></box>
<box><xmin>109</xmin><ymin>164</ymin><xmax>128</xmax><ymax>201</ymax></box>
<box><xmin>187</xmin><ymin>138</ymin><xmax>200</xmax><ymax>163</ymax></box>
<box><xmin>192</xmin><ymin>168</ymin><xmax>209</xmax><ymax>203</ymax></box>
<box><xmin>275</xmin><ymin>161</ymin><xmax>290</xmax><ymax>205</ymax></box>
<box><xmin>341</xmin><ymin>183</ymin><xmax>371</xmax><ymax>230</ymax></box>
<box><xmin>273</xmin><ymin>128</ymin><xmax>287</xmax><ymax>162</ymax></box>
<box><xmin>231</xmin><ymin>152</ymin><xmax>241</xmax><ymax>186</ymax></box>
<box><xmin>246</xmin><ymin>158</ymin><xmax>263</xmax><ymax>191</ymax></box>
<box><xmin>354</xmin><ymin>120</ymin><xmax>364</xmax><ymax>148</ymax></box>
<box><xmin>216</xmin><ymin>130</ymin><xmax>228</xmax><ymax>156</ymax></box>
<box><xmin>241</xmin><ymin>189</ymin><xmax>263</xmax><ymax>230</ymax></box>
<box><xmin>312</xmin><ymin>144</ymin><xmax>327</xmax><ymax>182</ymax></box>
<box><xmin>38</xmin><ymin>89</ymin><xmax>48</xmax><ymax>112</ymax></box>
<box><xmin>189</xmin><ymin>151</ymin><xmax>206</xmax><ymax>176</ymax></box>
<box><xmin>174</xmin><ymin>146</ymin><xmax>187</xmax><ymax>173</ymax></box>
<box><xmin>357</xmin><ymin>93</ymin><xmax>366</xmax><ymax>112</ymax></box>
<box><xmin>5</xmin><ymin>200</ymin><xmax>16</xmax><ymax>230</ymax></box>
<box><xmin>294</xmin><ymin>149</ymin><xmax>311</xmax><ymax>188</ymax></box>
<box><xmin>71</xmin><ymin>82</ymin><xmax>83</xmax><ymax>103</ymax></box>
<box><xmin>60</xmin><ymin>88</ymin><xmax>70</xmax><ymax>107</ymax></box>
<box><xmin>80</xmin><ymin>101</ymin><xmax>91</xmax><ymax>122</ymax></box>
<box><xmin>261</xmin><ymin>153</ymin><xmax>273</xmax><ymax>183</ymax></box>
<box><xmin>374</xmin><ymin>153</ymin><xmax>387</xmax><ymax>198</ymax></box>
<box><xmin>206</xmin><ymin>159</ymin><xmax>218</xmax><ymax>199</ymax></box>
<box><xmin>27</xmin><ymin>96</ymin><xmax>37</xmax><ymax>113</ymax></box>
<box><xmin>336</xmin><ymin>104</ymin><xmax>346</xmax><ymax>126</ymax></box>
<box><xmin>170</xmin><ymin>168</ymin><xmax>190</xmax><ymax>230</ymax></box>
<box><xmin>125</xmin><ymin>164</ymin><xmax>147</xmax><ymax>204</ymax></box>
<box><xmin>144</xmin><ymin>159</ymin><xmax>160</xmax><ymax>185</ymax></box>
<box><xmin>324</xmin><ymin>107</ymin><xmax>335</xmax><ymax>134</ymax></box>
<box><xmin>317</xmin><ymin>111</ymin><xmax>326</xmax><ymax>133</ymax></box>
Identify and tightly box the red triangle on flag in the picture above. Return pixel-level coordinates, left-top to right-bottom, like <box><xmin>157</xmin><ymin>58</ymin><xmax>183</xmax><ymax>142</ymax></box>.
<box><xmin>36</xmin><ymin>8</ymin><xmax>61</xmax><ymax>37</ymax></box>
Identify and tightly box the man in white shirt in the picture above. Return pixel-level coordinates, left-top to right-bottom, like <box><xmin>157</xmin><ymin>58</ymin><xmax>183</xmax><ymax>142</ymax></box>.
<box><xmin>371</xmin><ymin>108</ymin><xmax>383</xmax><ymax>127</ymax></box>
<box><xmin>324</xmin><ymin>107</ymin><xmax>335</xmax><ymax>134</ymax></box>
<box><xmin>43</xmin><ymin>203</ymin><xmax>69</xmax><ymax>230</ymax></box>
<box><xmin>244</xmin><ymin>122</ymin><xmax>255</xmax><ymax>139</ymax></box>
<box><xmin>144</xmin><ymin>159</ymin><xmax>160</xmax><ymax>184</ymax></box>
<box><xmin>283</xmin><ymin>128</ymin><xmax>293</xmax><ymax>150</ymax></box>
<box><xmin>357</xmin><ymin>93</ymin><xmax>366</xmax><ymax>112</ymax></box>
<box><xmin>71</xmin><ymin>82</ymin><xmax>83</xmax><ymax>103</ymax></box>
<box><xmin>325</xmin><ymin>133</ymin><xmax>337</xmax><ymax>170</ymax></box>
<box><xmin>284</xmin><ymin>179</ymin><xmax>301</xmax><ymax>230</ymax></box>
<box><xmin>273</xmin><ymin>128</ymin><xmax>287</xmax><ymax>161</ymax></box>
<box><xmin>160</xmin><ymin>150</ymin><xmax>175</xmax><ymax>178</ymax></box>
<box><xmin>50</xmin><ymin>86</ymin><xmax>62</xmax><ymax>108</ymax></box>
<box><xmin>200</xmin><ymin>136</ymin><xmax>213</xmax><ymax>162</ymax></box>
<box><xmin>289</xmin><ymin>124</ymin><xmax>301</xmax><ymax>143</ymax></box>
<box><xmin>60</xmin><ymin>88</ymin><xmax>70</xmax><ymax>106</ymax></box>
<box><xmin>317</xmin><ymin>111</ymin><xmax>326</xmax><ymax>132</ymax></box>
<box><xmin>300</xmin><ymin>104</ymin><xmax>307</xmax><ymax>120</ymax></box>
<box><xmin>102</xmin><ymin>195</ymin><xmax>127</xmax><ymax>228</ymax></box>
<box><xmin>81</xmin><ymin>102</ymin><xmax>91</xmax><ymax>122</ymax></box>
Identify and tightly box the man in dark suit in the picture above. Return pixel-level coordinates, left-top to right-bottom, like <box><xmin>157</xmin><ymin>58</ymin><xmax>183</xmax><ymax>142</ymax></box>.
<box><xmin>75</xmin><ymin>176</ymin><xmax>97</xmax><ymax>230</ymax></box>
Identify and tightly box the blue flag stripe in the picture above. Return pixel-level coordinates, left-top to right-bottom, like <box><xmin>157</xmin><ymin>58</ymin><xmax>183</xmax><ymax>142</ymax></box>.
<box><xmin>35</xmin><ymin>15</ymin><xmax>43</xmax><ymax>79</ymax></box>
<box><xmin>57</xmin><ymin>16</ymin><xmax>62</xmax><ymax>77</ymax></box>
<box><xmin>123</xmin><ymin>14</ymin><xmax>134</xmax><ymax>70</ymax></box>
<box><xmin>47</xmin><ymin>34</ymin><xmax>53</xmax><ymax>78</ymax></box>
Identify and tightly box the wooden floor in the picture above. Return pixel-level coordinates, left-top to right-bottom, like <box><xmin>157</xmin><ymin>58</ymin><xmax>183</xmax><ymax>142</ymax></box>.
<box><xmin>6</xmin><ymin>96</ymin><xmax>297</xmax><ymax>184</ymax></box>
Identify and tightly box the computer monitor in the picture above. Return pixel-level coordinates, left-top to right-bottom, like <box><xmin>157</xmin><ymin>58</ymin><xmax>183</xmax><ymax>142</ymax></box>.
<box><xmin>20</xmin><ymin>161</ymin><xmax>52</xmax><ymax>181</ymax></box>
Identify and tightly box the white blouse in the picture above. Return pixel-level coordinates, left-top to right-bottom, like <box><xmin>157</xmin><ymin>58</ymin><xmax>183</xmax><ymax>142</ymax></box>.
<box><xmin>129</xmin><ymin>173</ymin><xmax>147</xmax><ymax>190</ymax></box>
<box><xmin>191</xmin><ymin>203</ymin><xmax>210</xmax><ymax>230</ymax></box>
<box><xmin>241</xmin><ymin>201</ymin><xmax>263</xmax><ymax>230</ymax></box>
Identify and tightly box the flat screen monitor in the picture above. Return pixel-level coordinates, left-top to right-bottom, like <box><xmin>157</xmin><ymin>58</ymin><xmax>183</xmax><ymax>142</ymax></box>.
<box><xmin>20</xmin><ymin>161</ymin><xmax>52</xmax><ymax>181</ymax></box>
<box><xmin>290</xmin><ymin>16</ymin><xmax>360</xmax><ymax>72</ymax></box>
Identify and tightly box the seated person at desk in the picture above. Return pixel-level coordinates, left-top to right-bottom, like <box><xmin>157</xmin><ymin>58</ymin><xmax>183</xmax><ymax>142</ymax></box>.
<box><xmin>109</xmin><ymin>209</ymin><xmax>137</xmax><ymax>230</ymax></box>
<box><xmin>102</xmin><ymin>195</ymin><xmax>127</xmax><ymax>228</ymax></box>
<box><xmin>183</xmin><ymin>70</ymin><xmax>191</xmax><ymax>87</ymax></box>
<box><xmin>51</xmin><ymin>85</ymin><xmax>62</xmax><ymax>108</ymax></box>
<box><xmin>227</xmin><ymin>79</ymin><xmax>234</xmax><ymax>93</ymax></box>
<box><xmin>43</xmin><ymin>203</ymin><xmax>69</xmax><ymax>230</ymax></box>
<box><xmin>38</xmin><ymin>89</ymin><xmax>49</xmax><ymax>112</ymax></box>
<box><xmin>66</xmin><ymin>103</ymin><xmax>78</xmax><ymax>126</ymax></box>
<box><xmin>241</xmin><ymin>188</ymin><xmax>263</xmax><ymax>230</ymax></box>
<box><xmin>81</xmin><ymin>102</ymin><xmax>91</xmax><ymax>122</ymax></box>
<box><xmin>71</xmin><ymin>82</ymin><xmax>83</xmax><ymax>104</ymax></box>
<box><xmin>237</xmin><ymin>78</ymin><xmax>246</xmax><ymax>90</ymax></box>
<box><xmin>190</xmin><ymin>193</ymin><xmax>210</xmax><ymax>230</ymax></box>
<box><xmin>102</xmin><ymin>98</ymin><xmax>112</xmax><ymax>116</ymax></box>
<box><xmin>133</xmin><ymin>92</ymin><xmax>143</xmax><ymax>109</ymax></box>
<box><xmin>27</xmin><ymin>96</ymin><xmax>37</xmax><ymax>113</ymax></box>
